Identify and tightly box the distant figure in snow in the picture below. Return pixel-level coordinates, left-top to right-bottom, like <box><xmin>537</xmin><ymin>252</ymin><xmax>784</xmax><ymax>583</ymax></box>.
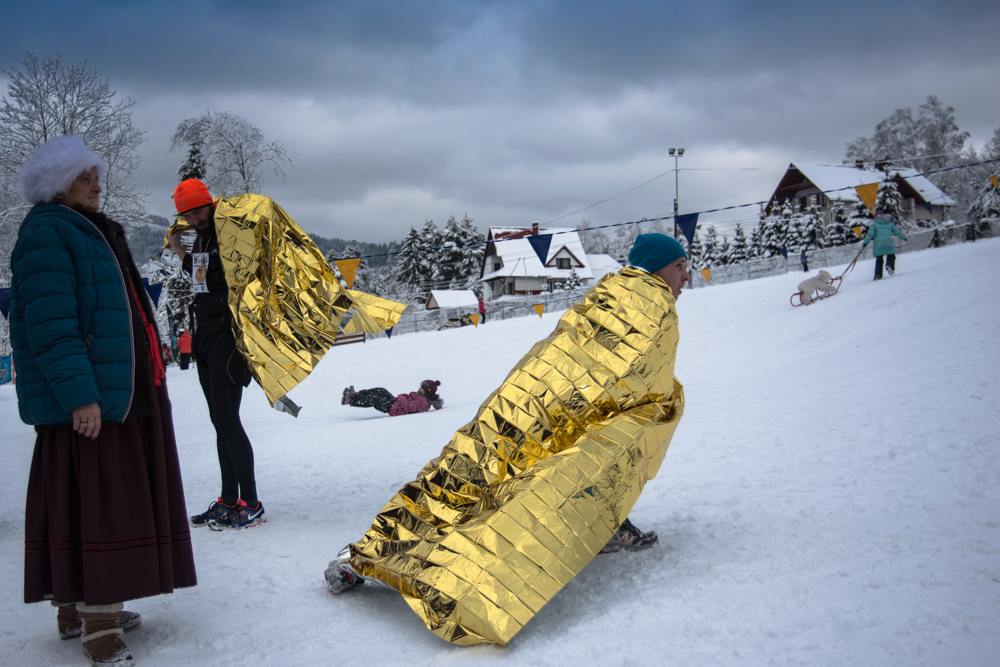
<box><xmin>478</xmin><ymin>295</ymin><xmax>487</xmax><ymax>323</ymax></box>
<box><xmin>177</xmin><ymin>329</ymin><xmax>192</xmax><ymax>370</ymax></box>
<box><xmin>342</xmin><ymin>379</ymin><xmax>443</xmax><ymax>416</ymax></box>
<box><xmin>929</xmin><ymin>228</ymin><xmax>943</xmax><ymax>248</ymax></box>
<box><xmin>862</xmin><ymin>212</ymin><xmax>908</xmax><ymax>280</ymax></box>
<box><xmin>966</xmin><ymin>222</ymin><xmax>978</xmax><ymax>242</ymax></box>
<box><xmin>800</xmin><ymin>229</ymin><xmax>817</xmax><ymax>272</ymax></box>
<box><xmin>796</xmin><ymin>270</ymin><xmax>836</xmax><ymax>305</ymax></box>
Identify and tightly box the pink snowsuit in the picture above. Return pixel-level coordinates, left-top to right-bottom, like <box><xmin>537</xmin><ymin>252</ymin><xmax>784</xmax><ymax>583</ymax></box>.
<box><xmin>389</xmin><ymin>392</ymin><xmax>432</xmax><ymax>416</ymax></box>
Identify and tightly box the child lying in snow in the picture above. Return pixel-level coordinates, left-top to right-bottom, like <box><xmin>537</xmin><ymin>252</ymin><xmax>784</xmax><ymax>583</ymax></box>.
<box><xmin>342</xmin><ymin>380</ymin><xmax>443</xmax><ymax>416</ymax></box>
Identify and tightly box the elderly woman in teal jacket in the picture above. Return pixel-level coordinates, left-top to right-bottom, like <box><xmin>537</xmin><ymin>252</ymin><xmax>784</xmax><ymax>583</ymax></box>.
<box><xmin>9</xmin><ymin>136</ymin><xmax>196</xmax><ymax>666</ymax></box>
<box><xmin>862</xmin><ymin>212</ymin><xmax>909</xmax><ymax>279</ymax></box>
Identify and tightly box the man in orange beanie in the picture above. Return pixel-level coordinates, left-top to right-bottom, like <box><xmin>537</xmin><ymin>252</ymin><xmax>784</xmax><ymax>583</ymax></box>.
<box><xmin>168</xmin><ymin>179</ymin><xmax>265</xmax><ymax>531</ymax></box>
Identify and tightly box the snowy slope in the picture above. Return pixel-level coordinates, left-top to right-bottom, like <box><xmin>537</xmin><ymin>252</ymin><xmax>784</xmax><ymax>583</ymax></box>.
<box><xmin>1</xmin><ymin>239</ymin><xmax>998</xmax><ymax>666</ymax></box>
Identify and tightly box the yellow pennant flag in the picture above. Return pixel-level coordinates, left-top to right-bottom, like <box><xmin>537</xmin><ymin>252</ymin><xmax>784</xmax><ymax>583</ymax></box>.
<box><xmin>991</xmin><ymin>174</ymin><xmax>999</xmax><ymax>189</ymax></box>
<box><xmin>855</xmin><ymin>183</ymin><xmax>879</xmax><ymax>212</ymax></box>
<box><xmin>532</xmin><ymin>303</ymin><xmax>544</xmax><ymax>317</ymax></box>
<box><xmin>851</xmin><ymin>225</ymin><xmax>864</xmax><ymax>239</ymax></box>
<box><xmin>700</xmin><ymin>267</ymin><xmax>711</xmax><ymax>283</ymax></box>
<box><xmin>469</xmin><ymin>313</ymin><xmax>480</xmax><ymax>327</ymax></box>
<box><xmin>334</xmin><ymin>257</ymin><xmax>361</xmax><ymax>289</ymax></box>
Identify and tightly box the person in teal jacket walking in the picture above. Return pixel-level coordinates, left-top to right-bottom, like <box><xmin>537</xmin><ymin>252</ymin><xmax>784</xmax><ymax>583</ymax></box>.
<box><xmin>10</xmin><ymin>136</ymin><xmax>196</xmax><ymax>666</ymax></box>
<box><xmin>862</xmin><ymin>212</ymin><xmax>909</xmax><ymax>279</ymax></box>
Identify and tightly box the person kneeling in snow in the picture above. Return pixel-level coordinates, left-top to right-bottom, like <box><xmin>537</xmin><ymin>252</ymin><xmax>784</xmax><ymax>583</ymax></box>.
<box><xmin>796</xmin><ymin>270</ymin><xmax>836</xmax><ymax>305</ymax></box>
<box><xmin>325</xmin><ymin>233</ymin><xmax>688</xmax><ymax>646</ymax></box>
<box><xmin>342</xmin><ymin>379</ymin><xmax>443</xmax><ymax>416</ymax></box>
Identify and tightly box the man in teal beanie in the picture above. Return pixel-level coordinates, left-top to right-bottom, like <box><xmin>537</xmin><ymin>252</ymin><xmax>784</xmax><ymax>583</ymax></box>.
<box><xmin>599</xmin><ymin>232</ymin><xmax>688</xmax><ymax>553</ymax></box>
<box><xmin>627</xmin><ymin>232</ymin><xmax>690</xmax><ymax>299</ymax></box>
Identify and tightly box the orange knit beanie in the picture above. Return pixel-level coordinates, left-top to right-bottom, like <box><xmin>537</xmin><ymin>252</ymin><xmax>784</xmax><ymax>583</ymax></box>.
<box><xmin>173</xmin><ymin>178</ymin><xmax>213</xmax><ymax>214</ymax></box>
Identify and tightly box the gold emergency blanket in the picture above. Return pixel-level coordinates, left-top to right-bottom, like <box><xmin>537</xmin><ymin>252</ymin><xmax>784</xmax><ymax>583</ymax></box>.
<box><xmin>169</xmin><ymin>194</ymin><xmax>407</xmax><ymax>403</ymax></box>
<box><xmin>349</xmin><ymin>267</ymin><xmax>684</xmax><ymax>645</ymax></box>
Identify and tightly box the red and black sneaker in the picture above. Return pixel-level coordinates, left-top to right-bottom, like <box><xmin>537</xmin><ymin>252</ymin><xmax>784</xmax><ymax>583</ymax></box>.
<box><xmin>600</xmin><ymin>518</ymin><xmax>659</xmax><ymax>554</ymax></box>
<box><xmin>209</xmin><ymin>499</ymin><xmax>267</xmax><ymax>530</ymax></box>
<box><xmin>190</xmin><ymin>497</ymin><xmax>236</xmax><ymax>527</ymax></box>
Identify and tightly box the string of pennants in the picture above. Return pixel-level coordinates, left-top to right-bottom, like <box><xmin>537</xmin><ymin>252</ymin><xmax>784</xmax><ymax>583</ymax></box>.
<box><xmin>3</xmin><ymin>159</ymin><xmax>996</xmax><ymax>340</ymax></box>
<box><xmin>0</xmin><ymin>284</ymin><xmax>166</xmax><ymax>385</ymax></box>
<box><xmin>0</xmin><ymin>281</ymin><xmax>164</xmax><ymax>322</ymax></box>
<box><xmin>183</xmin><ymin>157</ymin><xmax>1000</xmax><ymax>336</ymax></box>
<box><xmin>327</xmin><ymin>157</ymin><xmax>1000</xmax><ymax>272</ymax></box>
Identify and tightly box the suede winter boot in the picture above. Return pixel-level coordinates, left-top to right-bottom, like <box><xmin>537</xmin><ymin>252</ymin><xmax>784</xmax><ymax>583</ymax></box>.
<box><xmin>56</xmin><ymin>603</ymin><xmax>141</xmax><ymax>640</ymax></box>
<box><xmin>78</xmin><ymin>604</ymin><xmax>134</xmax><ymax>666</ymax></box>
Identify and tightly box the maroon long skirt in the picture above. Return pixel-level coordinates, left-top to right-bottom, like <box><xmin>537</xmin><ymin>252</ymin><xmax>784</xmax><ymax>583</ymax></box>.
<box><xmin>24</xmin><ymin>386</ymin><xmax>197</xmax><ymax>605</ymax></box>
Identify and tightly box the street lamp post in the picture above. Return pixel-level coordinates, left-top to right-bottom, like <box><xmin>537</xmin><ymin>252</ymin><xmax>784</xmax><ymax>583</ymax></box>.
<box><xmin>668</xmin><ymin>147</ymin><xmax>685</xmax><ymax>239</ymax></box>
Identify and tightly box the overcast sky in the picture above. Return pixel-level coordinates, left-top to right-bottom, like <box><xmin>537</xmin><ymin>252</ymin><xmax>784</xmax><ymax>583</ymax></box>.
<box><xmin>2</xmin><ymin>0</ymin><xmax>998</xmax><ymax>241</ymax></box>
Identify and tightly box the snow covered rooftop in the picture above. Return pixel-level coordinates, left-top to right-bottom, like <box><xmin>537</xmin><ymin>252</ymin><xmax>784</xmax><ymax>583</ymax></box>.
<box><xmin>425</xmin><ymin>290</ymin><xmax>479</xmax><ymax>309</ymax></box>
<box><xmin>586</xmin><ymin>253</ymin><xmax>622</xmax><ymax>281</ymax></box>
<box><xmin>780</xmin><ymin>162</ymin><xmax>955</xmax><ymax>206</ymax></box>
<box><xmin>895</xmin><ymin>168</ymin><xmax>957</xmax><ymax>206</ymax></box>
<box><xmin>480</xmin><ymin>226</ymin><xmax>594</xmax><ymax>282</ymax></box>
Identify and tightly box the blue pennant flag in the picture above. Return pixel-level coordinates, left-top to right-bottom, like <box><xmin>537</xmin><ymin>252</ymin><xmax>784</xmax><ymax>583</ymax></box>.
<box><xmin>527</xmin><ymin>233</ymin><xmax>553</xmax><ymax>265</ymax></box>
<box><xmin>0</xmin><ymin>287</ymin><xmax>11</xmax><ymax>320</ymax></box>
<box><xmin>385</xmin><ymin>326</ymin><xmax>394</xmax><ymax>340</ymax></box>
<box><xmin>923</xmin><ymin>201</ymin><xmax>933</xmax><ymax>213</ymax></box>
<box><xmin>142</xmin><ymin>279</ymin><xmax>163</xmax><ymax>307</ymax></box>
<box><xmin>675</xmin><ymin>213</ymin><xmax>700</xmax><ymax>246</ymax></box>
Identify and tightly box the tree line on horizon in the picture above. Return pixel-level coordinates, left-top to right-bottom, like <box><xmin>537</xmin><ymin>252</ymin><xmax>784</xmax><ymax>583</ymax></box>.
<box><xmin>1</xmin><ymin>54</ymin><xmax>998</xmax><ymax>296</ymax></box>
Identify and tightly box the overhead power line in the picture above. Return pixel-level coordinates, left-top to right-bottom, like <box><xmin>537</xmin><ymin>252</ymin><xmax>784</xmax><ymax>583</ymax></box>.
<box><xmin>332</xmin><ymin>157</ymin><xmax>1000</xmax><ymax>265</ymax></box>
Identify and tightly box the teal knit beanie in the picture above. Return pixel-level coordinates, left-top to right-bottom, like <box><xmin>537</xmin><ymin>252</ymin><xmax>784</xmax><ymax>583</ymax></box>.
<box><xmin>627</xmin><ymin>233</ymin><xmax>687</xmax><ymax>273</ymax></box>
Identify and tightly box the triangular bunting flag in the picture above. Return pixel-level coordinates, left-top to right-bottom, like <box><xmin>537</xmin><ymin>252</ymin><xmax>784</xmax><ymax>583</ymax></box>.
<box><xmin>335</xmin><ymin>257</ymin><xmax>362</xmax><ymax>289</ymax></box>
<box><xmin>385</xmin><ymin>327</ymin><xmax>394</xmax><ymax>339</ymax></box>
<box><xmin>531</xmin><ymin>303</ymin><xmax>544</xmax><ymax>317</ymax></box>
<box><xmin>991</xmin><ymin>174</ymin><xmax>999</xmax><ymax>189</ymax></box>
<box><xmin>700</xmin><ymin>267</ymin><xmax>711</xmax><ymax>283</ymax></box>
<box><xmin>0</xmin><ymin>287</ymin><xmax>11</xmax><ymax>320</ymax></box>
<box><xmin>675</xmin><ymin>213</ymin><xmax>700</xmax><ymax>246</ymax></box>
<box><xmin>527</xmin><ymin>234</ymin><xmax>553</xmax><ymax>264</ymax></box>
<box><xmin>469</xmin><ymin>313</ymin><xmax>481</xmax><ymax>327</ymax></box>
<box><xmin>142</xmin><ymin>279</ymin><xmax>163</xmax><ymax>307</ymax></box>
<box><xmin>855</xmin><ymin>183</ymin><xmax>879</xmax><ymax>212</ymax></box>
<box><xmin>923</xmin><ymin>201</ymin><xmax>933</xmax><ymax>213</ymax></box>
<box><xmin>851</xmin><ymin>225</ymin><xmax>864</xmax><ymax>239</ymax></box>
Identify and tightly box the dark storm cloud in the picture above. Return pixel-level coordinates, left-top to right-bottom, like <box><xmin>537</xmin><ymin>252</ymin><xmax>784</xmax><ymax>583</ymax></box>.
<box><xmin>2</xmin><ymin>0</ymin><xmax>998</xmax><ymax>241</ymax></box>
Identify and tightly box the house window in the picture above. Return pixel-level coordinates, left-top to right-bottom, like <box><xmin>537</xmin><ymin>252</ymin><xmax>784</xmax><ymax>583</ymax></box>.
<box><xmin>493</xmin><ymin>260</ymin><xmax>502</xmax><ymax>271</ymax></box>
<box><xmin>556</xmin><ymin>258</ymin><xmax>571</xmax><ymax>269</ymax></box>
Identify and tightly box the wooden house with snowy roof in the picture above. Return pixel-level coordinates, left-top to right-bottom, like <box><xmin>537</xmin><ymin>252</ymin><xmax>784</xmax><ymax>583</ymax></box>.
<box><xmin>768</xmin><ymin>162</ymin><xmax>954</xmax><ymax>223</ymax></box>
<box><xmin>479</xmin><ymin>223</ymin><xmax>595</xmax><ymax>297</ymax></box>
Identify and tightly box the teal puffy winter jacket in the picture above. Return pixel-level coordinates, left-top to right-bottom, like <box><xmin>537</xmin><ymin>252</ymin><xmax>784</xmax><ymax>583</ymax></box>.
<box><xmin>9</xmin><ymin>203</ymin><xmax>134</xmax><ymax>425</ymax></box>
<box><xmin>863</xmin><ymin>217</ymin><xmax>908</xmax><ymax>257</ymax></box>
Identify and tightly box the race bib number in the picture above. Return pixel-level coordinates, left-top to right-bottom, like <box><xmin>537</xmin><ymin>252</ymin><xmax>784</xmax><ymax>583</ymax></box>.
<box><xmin>191</xmin><ymin>252</ymin><xmax>210</xmax><ymax>293</ymax></box>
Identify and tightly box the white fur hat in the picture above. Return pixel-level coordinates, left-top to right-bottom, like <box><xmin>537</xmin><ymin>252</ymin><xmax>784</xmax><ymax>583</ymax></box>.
<box><xmin>17</xmin><ymin>135</ymin><xmax>107</xmax><ymax>205</ymax></box>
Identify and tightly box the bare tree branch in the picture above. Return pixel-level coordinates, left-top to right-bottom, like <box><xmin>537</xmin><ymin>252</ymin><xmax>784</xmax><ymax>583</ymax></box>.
<box><xmin>171</xmin><ymin>110</ymin><xmax>292</xmax><ymax>195</ymax></box>
<box><xmin>0</xmin><ymin>53</ymin><xmax>147</xmax><ymax>218</ymax></box>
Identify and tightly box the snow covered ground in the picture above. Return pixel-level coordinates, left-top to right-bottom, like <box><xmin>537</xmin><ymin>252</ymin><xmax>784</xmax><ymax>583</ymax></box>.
<box><xmin>1</xmin><ymin>239</ymin><xmax>998</xmax><ymax>666</ymax></box>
